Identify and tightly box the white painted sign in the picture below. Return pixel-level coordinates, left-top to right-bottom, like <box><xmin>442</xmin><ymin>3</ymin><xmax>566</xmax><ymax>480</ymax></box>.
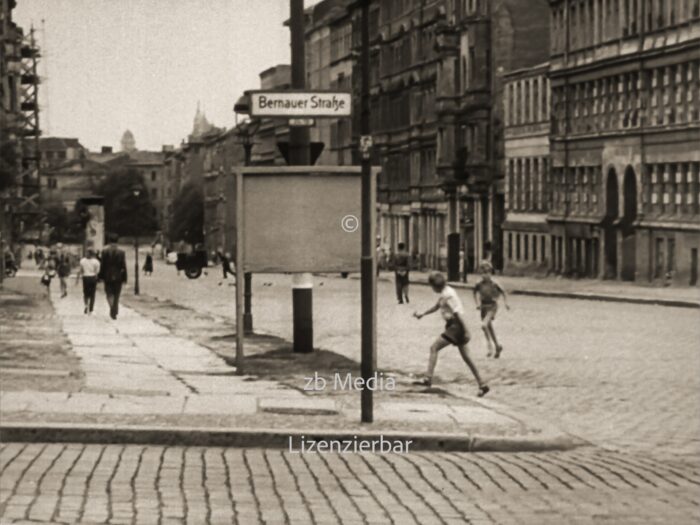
<box><xmin>289</xmin><ymin>118</ymin><xmax>315</xmax><ymax>127</ymax></box>
<box><xmin>249</xmin><ymin>91</ymin><xmax>352</xmax><ymax>118</ymax></box>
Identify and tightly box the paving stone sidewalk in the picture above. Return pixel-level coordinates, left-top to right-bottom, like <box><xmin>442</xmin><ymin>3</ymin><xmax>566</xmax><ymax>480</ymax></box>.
<box><xmin>0</xmin><ymin>271</ymin><xmax>573</xmax><ymax>450</ymax></box>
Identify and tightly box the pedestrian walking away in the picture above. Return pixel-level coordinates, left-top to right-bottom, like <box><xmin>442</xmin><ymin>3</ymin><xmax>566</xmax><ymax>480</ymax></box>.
<box><xmin>143</xmin><ymin>252</ymin><xmax>153</xmax><ymax>276</ymax></box>
<box><xmin>76</xmin><ymin>248</ymin><xmax>101</xmax><ymax>314</ymax></box>
<box><xmin>413</xmin><ymin>271</ymin><xmax>489</xmax><ymax>397</ymax></box>
<box><xmin>3</xmin><ymin>248</ymin><xmax>18</xmax><ymax>276</ymax></box>
<box><xmin>376</xmin><ymin>235</ymin><xmax>386</xmax><ymax>276</ymax></box>
<box><xmin>473</xmin><ymin>260</ymin><xmax>510</xmax><ymax>358</ymax></box>
<box><xmin>99</xmin><ymin>233</ymin><xmax>127</xmax><ymax>320</ymax></box>
<box><xmin>55</xmin><ymin>244</ymin><xmax>71</xmax><ymax>298</ymax></box>
<box><xmin>393</xmin><ymin>242</ymin><xmax>411</xmax><ymax>304</ymax></box>
<box><xmin>34</xmin><ymin>247</ymin><xmax>45</xmax><ymax>268</ymax></box>
<box><xmin>217</xmin><ymin>250</ymin><xmax>236</xmax><ymax>286</ymax></box>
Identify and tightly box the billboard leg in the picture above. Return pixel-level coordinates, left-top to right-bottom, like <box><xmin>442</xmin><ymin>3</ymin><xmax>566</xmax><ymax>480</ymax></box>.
<box><xmin>243</xmin><ymin>272</ymin><xmax>253</xmax><ymax>334</ymax></box>
<box><xmin>292</xmin><ymin>273</ymin><xmax>313</xmax><ymax>353</ymax></box>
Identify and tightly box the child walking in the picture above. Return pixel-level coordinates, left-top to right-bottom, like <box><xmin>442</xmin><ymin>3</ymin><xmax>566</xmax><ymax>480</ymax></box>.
<box><xmin>413</xmin><ymin>272</ymin><xmax>489</xmax><ymax>397</ymax></box>
<box><xmin>40</xmin><ymin>263</ymin><xmax>57</xmax><ymax>296</ymax></box>
<box><xmin>473</xmin><ymin>261</ymin><xmax>510</xmax><ymax>358</ymax></box>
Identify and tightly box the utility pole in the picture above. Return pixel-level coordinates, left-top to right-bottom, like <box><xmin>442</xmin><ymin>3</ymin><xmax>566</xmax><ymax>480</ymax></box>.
<box><xmin>242</xmin><ymin>132</ymin><xmax>254</xmax><ymax>334</ymax></box>
<box><xmin>289</xmin><ymin>0</ymin><xmax>313</xmax><ymax>353</ymax></box>
<box><xmin>359</xmin><ymin>0</ymin><xmax>376</xmax><ymax>423</ymax></box>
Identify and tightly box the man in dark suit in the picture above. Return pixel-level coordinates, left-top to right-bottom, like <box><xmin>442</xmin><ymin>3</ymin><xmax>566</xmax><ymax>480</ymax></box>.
<box><xmin>99</xmin><ymin>233</ymin><xmax>127</xmax><ymax>320</ymax></box>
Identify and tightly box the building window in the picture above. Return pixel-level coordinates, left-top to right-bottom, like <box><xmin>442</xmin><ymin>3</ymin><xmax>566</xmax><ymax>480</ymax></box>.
<box><xmin>508</xmin><ymin>233</ymin><xmax>513</xmax><ymax>260</ymax></box>
<box><xmin>541</xmin><ymin>236</ymin><xmax>546</xmax><ymax>262</ymax></box>
<box><xmin>668</xmin><ymin>238</ymin><xmax>676</xmax><ymax>273</ymax></box>
<box><xmin>655</xmin><ymin>237</ymin><xmax>664</xmax><ymax>278</ymax></box>
<box><xmin>524</xmin><ymin>81</ymin><xmax>530</xmax><ymax>123</ymax></box>
<box><xmin>516</xmin><ymin>234</ymin><xmax>521</xmax><ymax>261</ymax></box>
<box><xmin>532</xmin><ymin>235</ymin><xmax>538</xmax><ymax>262</ymax></box>
<box><xmin>524</xmin><ymin>234</ymin><xmax>529</xmax><ymax>261</ymax></box>
<box><xmin>151</xmin><ymin>171</ymin><xmax>157</xmax><ymax>181</ymax></box>
<box><xmin>468</xmin><ymin>46</ymin><xmax>476</xmax><ymax>86</ymax></box>
<box><xmin>151</xmin><ymin>188</ymin><xmax>157</xmax><ymax>199</ymax></box>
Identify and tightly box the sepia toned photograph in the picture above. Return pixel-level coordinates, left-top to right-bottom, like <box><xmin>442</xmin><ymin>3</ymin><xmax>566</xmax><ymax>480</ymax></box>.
<box><xmin>1</xmin><ymin>0</ymin><xmax>699</xmax><ymax>523</ymax></box>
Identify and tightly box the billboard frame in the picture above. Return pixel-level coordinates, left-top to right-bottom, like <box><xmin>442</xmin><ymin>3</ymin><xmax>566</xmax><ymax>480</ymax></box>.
<box><xmin>233</xmin><ymin>165</ymin><xmax>377</xmax><ymax>371</ymax></box>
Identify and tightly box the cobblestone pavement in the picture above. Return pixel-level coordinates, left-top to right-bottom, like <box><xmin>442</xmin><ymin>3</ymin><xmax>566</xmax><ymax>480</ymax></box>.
<box><xmin>132</xmin><ymin>262</ymin><xmax>700</xmax><ymax>460</ymax></box>
<box><xmin>1</xmin><ymin>443</ymin><xmax>699</xmax><ymax>524</ymax></box>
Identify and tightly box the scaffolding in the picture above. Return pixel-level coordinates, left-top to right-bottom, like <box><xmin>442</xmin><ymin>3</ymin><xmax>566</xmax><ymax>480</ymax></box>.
<box><xmin>14</xmin><ymin>24</ymin><xmax>41</xmax><ymax>239</ymax></box>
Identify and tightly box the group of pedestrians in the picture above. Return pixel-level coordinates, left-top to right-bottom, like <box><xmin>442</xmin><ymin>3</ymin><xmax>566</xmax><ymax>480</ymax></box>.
<box><xmin>38</xmin><ymin>244</ymin><xmax>72</xmax><ymax>298</ymax></box>
<box><xmin>41</xmin><ymin>234</ymin><xmax>128</xmax><ymax>320</ymax></box>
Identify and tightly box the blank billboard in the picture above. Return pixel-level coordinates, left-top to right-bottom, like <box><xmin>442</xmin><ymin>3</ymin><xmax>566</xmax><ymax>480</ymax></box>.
<box><xmin>237</xmin><ymin>167</ymin><xmax>363</xmax><ymax>273</ymax></box>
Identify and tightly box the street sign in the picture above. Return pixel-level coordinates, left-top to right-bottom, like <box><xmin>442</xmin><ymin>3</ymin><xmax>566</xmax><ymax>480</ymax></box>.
<box><xmin>289</xmin><ymin>118</ymin><xmax>315</xmax><ymax>127</ymax></box>
<box><xmin>360</xmin><ymin>135</ymin><xmax>373</xmax><ymax>160</ymax></box>
<box><xmin>248</xmin><ymin>90</ymin><xmax>352</xmax><ymax>118</ymax></box>
<box><xmin>276</xmin><ymin>141</ymin><xmax>325</xmax><ymax>165</ymax></box>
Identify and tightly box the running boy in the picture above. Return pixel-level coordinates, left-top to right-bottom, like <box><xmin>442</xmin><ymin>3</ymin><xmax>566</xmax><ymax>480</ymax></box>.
<box><xmin>473</xmin><ymin>261</ymin><xmax>510</xmax><ymax>358</ymax></box>
<box><xmin>413</xmin><ymin>272</ymin><xmax>489</xmax><ymax>397</ymax></box>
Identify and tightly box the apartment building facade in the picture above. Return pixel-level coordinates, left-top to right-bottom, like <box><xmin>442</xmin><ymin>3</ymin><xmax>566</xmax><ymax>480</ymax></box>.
<box><xmin>502</xmin><ymin>63</ymin><xmax>553</xmax><ymax>275</ymax></box>
<box><xmin>549</xmin><ymin>0</ymin><xmax>700</xmax><ymax>285</ymax></box>
<box><xmin>346</xmin><ymin>0</ymin><xmax>551</xmax><ymax>272</ymax></box>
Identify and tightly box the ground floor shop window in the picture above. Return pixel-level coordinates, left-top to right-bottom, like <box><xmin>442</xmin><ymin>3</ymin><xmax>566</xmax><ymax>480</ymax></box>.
<box><xmin>667</xmin><ymin>238</ymin><xmax>675</xmax><ymax>274</ymax></box>
<box><xmin>524</xmin><ymin>234</ymin><xmax>529</xmax><ymax>261</ymax></box>
<box><xmin>541</xmin><ymin>236</ymin><xmax>546</xmax><ymax>262</ymax></box>
<box><xmin>508</xmin><ymin>233</ymin><xmax>513</xmax><ymax>260</ymax></box>
<box><xmin>655</xmin><ymin>238</ymin><xmax>664</xmax><ymax>279</ymax></box>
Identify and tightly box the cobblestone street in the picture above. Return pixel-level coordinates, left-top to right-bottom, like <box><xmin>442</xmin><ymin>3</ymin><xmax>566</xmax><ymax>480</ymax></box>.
<box><xmin>1</xmin><ymin>443</ymin><xmax>699</xmax><ymax>524</ymax></box>
<box><xmin>2</xmin><ymin>264</ymin><xmax>699</xmax><ymax>523</ymax></box>
<box><xmin>133</xmin><ymin>262</ymin><xmax>700</xmax><ymax>459</ymax></box>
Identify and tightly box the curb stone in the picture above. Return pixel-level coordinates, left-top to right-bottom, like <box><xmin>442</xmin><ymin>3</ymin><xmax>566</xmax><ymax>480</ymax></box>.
<box><xmin>331</xmin><ymin>273</ymin><xmax>700</xmax><ymax>309</ymax></box>
<box><xmin>0</xmin><ymin>422</ymin><xmax>586</xmax><ymax>452</ymax></box>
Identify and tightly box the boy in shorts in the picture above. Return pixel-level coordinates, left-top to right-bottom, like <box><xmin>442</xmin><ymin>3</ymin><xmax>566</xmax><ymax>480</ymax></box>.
<box><xmin>473</xmin><ymin>261</ymin><xmax>510</xmax><ymax>358</ymax></box>
<box><xmin>413</xmin><ymin>272</ymin><xmax>489</xmax><ymax>397</ymax></box>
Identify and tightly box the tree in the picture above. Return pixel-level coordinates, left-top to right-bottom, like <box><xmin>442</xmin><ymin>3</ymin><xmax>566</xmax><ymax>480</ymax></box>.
<box><xmin>169</xmin><ymin>181</ymin><xmax>203</xmax><ymax>246</ymax></box>
<box><xmin>43</xmin><ymin>204</ymin><xmax>84</xmax><ymax>244</ymax></box>
<box><xmin>96</xmin><ymin>167</ymin><xmax>158</xmax><ymax>238</ymax></box>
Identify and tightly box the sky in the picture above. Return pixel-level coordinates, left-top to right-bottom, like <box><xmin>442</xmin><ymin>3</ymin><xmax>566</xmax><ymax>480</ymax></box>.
<box><xmin>13</xmin><ymin>0</ymin><xmax>319</xmax><ymax>152</ymax></box>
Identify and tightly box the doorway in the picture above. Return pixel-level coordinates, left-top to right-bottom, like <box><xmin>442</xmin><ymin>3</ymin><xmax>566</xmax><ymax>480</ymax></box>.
<box><xmin>604</xmin><ymin>168</ymin><xmax>619</xmax><ymax>279</ymax></box>
<box><xmin>620</xmin><ymin>166</ymin><xmax>637</xmax><ymax>281</ymax></box>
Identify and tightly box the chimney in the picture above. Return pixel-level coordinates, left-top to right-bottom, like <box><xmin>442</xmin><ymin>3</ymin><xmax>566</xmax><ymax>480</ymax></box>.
<box><xmin>101</xmin><ymin>146</ymin><xmax>113</xmax><ymax>154</ymax></box>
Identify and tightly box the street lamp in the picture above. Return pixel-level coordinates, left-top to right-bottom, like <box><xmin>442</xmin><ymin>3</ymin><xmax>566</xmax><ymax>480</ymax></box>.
<box><xmin>233</xmin><ymin>99</ymin><xmax>260</xmax><ymax>335</ymax></box>
<box><xmin>131</xmin><ymin>185</ymin><xmax>141</xmax><ymax>295</ymax></box>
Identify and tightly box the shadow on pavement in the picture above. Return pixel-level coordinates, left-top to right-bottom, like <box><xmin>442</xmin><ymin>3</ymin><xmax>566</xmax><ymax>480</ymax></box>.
<box><xmin>0</xmin><ymin>276</ymin><xmax>83</xmax><ymax>392</ymax></box>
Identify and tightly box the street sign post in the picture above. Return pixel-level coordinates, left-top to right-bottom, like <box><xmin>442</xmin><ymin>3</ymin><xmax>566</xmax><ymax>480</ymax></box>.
<box><xmin>248</xmin><ymin>90</ymin><xmax>352</xmax><ymax>118</ymax></box>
